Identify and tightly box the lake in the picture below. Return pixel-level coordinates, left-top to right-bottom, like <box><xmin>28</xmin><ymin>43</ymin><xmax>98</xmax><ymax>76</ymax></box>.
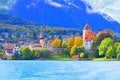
<box><xmin>0</xmin><ymin>61</ymin><xmax>120</xmax><ymax>80</ymax></box>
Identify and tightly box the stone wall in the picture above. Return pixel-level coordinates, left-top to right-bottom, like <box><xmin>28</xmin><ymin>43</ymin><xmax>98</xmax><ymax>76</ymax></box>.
<box><xmin>50</xmin><ymin>48</ymin><xmax>64</xmax><ymax>54</ymax></box>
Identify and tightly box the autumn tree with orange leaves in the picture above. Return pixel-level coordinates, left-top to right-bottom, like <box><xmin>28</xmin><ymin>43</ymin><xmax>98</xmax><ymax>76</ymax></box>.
<box><xmin>74</xmin><ymin>37</ymin><xmax>83</xmax><ymax>47</ymax></box>
<box><xmin>52</xmin><ymin>39</ymin><xmax>61</xmax><ymax>48</ymax></box>
<box><xmin>68</xmin><ymin>37</ymin><xmax>74</xmax><ymax>48</ymax></box>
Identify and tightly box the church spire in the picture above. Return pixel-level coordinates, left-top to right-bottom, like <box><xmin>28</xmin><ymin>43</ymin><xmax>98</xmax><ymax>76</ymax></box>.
<box><xmin>40</xmin><ymin>26</ymin><xmax>43</xmax><ymax>39</ymax></box>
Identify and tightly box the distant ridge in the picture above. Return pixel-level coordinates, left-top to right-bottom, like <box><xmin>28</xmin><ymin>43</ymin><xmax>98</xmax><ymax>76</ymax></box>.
<box><xmin>0</xmin><ymin>13</ymin><xmax>41</xmax><ymax>26</ymax></box>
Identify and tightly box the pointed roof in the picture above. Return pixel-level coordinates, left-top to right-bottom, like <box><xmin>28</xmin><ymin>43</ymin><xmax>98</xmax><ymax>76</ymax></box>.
<box><xmin>83</xmin><ymin>23</ymin><xmax>91</xmax><ymax>30</ymax></box>
<box><xmin>85</xmin><ymin>30</ymin><xmax>93</xmax><ymax>40</ymax></box>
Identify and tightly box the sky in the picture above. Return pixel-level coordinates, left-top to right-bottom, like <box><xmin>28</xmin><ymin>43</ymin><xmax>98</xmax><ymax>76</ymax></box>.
<box><xmin>0</xmin><ymin>0</ymin><xmax>120</xmax><ymax>31</ymax></box>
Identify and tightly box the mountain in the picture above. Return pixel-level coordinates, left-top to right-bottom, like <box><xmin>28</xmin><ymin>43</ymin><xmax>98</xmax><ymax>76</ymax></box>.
<box><xmin>0</xmin><ymin>13</ymin><xmax>80</xmax><ymax>36</ymax></box>
<box><xmin>0</xmin><ymin>13</ymin><xmax>41</xmax><ymax>26</ymax></box>
<box><xmin>7</xmin><ymin>0</ymin><xmax>120</xmax><ymax>32</ymax></box>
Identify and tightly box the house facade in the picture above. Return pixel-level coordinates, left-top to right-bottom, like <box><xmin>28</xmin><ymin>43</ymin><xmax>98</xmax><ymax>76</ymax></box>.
<box><xmin>5</xmin><ymin>44</ymin><xmax>20</xmax><ymax>59</ymax></box>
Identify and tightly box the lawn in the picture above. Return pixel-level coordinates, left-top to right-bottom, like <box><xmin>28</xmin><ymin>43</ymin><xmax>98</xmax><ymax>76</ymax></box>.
<box><xmin>93</xmin><ymin>57</ymin><xmax>119</xmax><ymax>61</ymax></box>
<box><xmin>51</xmin><ymin>53</ymin><xmax>72</xmax><ymax>60</ymax></box>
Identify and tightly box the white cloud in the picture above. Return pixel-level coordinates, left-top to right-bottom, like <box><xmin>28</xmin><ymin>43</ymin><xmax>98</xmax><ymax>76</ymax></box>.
<box><xmin>82</xmin><ymin>0</ymin><xmax>120</xmax><ymax>23</ymax></box>
<box><xmin>44</xmin><ymin>0</ymin><xmax>64</xmax><ymax>8</ymax></box>
<box><xmin>0</xmin><ymin>0</ymin><xmax>17</xmax><ymax>13</ymax></box>
<box><xmin>26</xmin><ymin>0</ymin><xmax>41</xmax><ymax>8</ymax></box>
<box><xmin>64</xmin><ymin>0</ymin><xmax>80</xmax><ymax>9</ymax></box>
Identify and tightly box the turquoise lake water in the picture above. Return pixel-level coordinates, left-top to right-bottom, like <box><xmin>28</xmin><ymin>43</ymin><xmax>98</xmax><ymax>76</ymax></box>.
<box><xmin>0</xmin><ymin>61</ymin><xmax>120</xmax><ymax>80</ymax></box>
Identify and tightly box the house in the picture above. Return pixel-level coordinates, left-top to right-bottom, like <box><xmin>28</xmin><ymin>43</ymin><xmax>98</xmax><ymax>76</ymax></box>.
<box><xmin>113</xmin><ymin>33</ymin><xmax>120</xmax><ymax>41</ymax></box>
<box><xmin>83</xmin><ymin>24</ymin><xmax>94</xmax><ymax>50</ymax></box>
<box><xmin>39</xmin><ymin>35</ymin><xmax>45</xmax><ymax>48</ymax></box>
<box><xmin>5</xmin><ymin>44</ymin><xmax>20</xmax><ymax>60</ymax></box>
<box><xmin>29</xmin><ymin>41</ymin><xmax>41</xmax><ymax>50</ymax></box>
<box><xmin>62</xmin><ymin>35</ymin><xmax>70</xmax><ymax>42</ymax></box>
<box><xmin>47</xmin><ymin>40</ymin><xmax>53</xmax><ymax>48</ymax></box>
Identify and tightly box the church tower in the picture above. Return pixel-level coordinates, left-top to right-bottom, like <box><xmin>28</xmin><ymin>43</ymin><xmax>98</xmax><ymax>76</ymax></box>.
<box><xmin>83</xmin><ymin>23</ymin><xmax>93</xmax><ymax>50</ymax></box>
<box><xmin>39</xmin><ymin>26</ymin><xmax>44</xmax><ymax>48</ymax></box>
<box><xmin>83</xmin><ymin>23</ymin><xmax>91</xmax><ymax>42</ymax></box>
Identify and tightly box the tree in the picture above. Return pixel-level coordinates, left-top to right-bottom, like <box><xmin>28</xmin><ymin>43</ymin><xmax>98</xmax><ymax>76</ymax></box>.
<box><xmin>75</xmin><ymin>47</ymin><xmax>84</xmax><ymax>54</ymax></box>
<box><xmin>91</xmin><ymin>38</ymin><xmax>100</xmax><ymax>58</ymax></box>
<box><xmin>92</xmin><ymin>32</ymin><xmax>113</xmax><ymax>50</ymax></box>
<box><xmin>21</xmin><ymin>47</ymin><xmax>35</xmax><ymax>60</ymax></box>
<box><xmin>116</xmin><ymin>43</ymin><xmax>120</xmax><ymax>59</ymax></box>
<box><xmin>74</xmin><ymin>37</ymin><xmax>83</xmax><ymax>47</ymax></box>
<box><xmin>20</xmin><ymin>47</ymin><xmax>25</xmax><ymax>53</ymax></box>
<box><xmin>91</xmin><ymin>38</ymin><xmax>99</xmax><ymax>51</ymax></box>
<box><xmin>98</xmin><ymin>38</ymin><xmax>114</xmax><ymax>56</ymax></box>
<box><xmin>106</xmin><ymin>46</ymin><xmax>115</xmax><ymax>58</ymax></box>
<box><xmin>97</xmin><ymin>32</ymin><xmax>113</xmax><ymax>45</ymax></box>
<box><xmin>0</xmin><ymin>49</ymin><xmax>5</xmax><ymax>59</ymax></box>
<box><xmin>117</xmin><ymin>53</ymin><xmax>120</xmax><ymax>59</ymax></box>
<box><xmin>52</xmin><ymin>39</ymin><xmax>61</xmax><ymax>48</ymax></box>
<box><xmin>116</xmin><ymin>43</ymin><xmax>120</xmax><ymax>54</ymax></box>
<box><xmin>68</xmin><ymin>37</ymin><xmax>74</xmax><ymax>48</ymax></box>
<box><xmin>0</xmin><ymin>49</ymin><xmax>4</xmax><ymax>54</ymax></box>
<box><xmin>34</xmin><ymin>50</ymin><xmax>41</xmax><ymax>59</ymax></box>
<box><xmin>62</xmin><ymin>42</ymin><xmax>67</xmax><ymax>48</ymax></box>
<box><xmin>70</xmin><ymin>46</ymin><xmax>77</xmax><ymax>56</ymax></box>
<box><xmin>13</xmin><ymin>51</ymin><xmax>21</xmax><ymax>60</ymax></box>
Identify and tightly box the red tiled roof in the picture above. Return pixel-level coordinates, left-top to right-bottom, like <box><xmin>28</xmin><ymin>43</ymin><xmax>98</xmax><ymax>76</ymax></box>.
<box><xmin>6</xmin><ymin>44</ymin><xmax>15</xmax><ymax>50</ymax></box>
<box><xmin>85</xmin><ymin>30</ymin><xmax>93</xmax><ymax>40</ymax></box>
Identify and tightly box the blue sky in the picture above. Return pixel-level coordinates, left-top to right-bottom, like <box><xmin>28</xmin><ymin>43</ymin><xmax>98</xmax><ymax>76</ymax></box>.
<box><xmin>0</xmin><ymin>0</ymin><xmax>120</xmax><ymax>31</ymax></box>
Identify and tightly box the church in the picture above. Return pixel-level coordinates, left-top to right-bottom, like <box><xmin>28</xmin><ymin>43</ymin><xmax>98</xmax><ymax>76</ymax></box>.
<box><xmin>83</xmin><ymin>24</ymin><xmax>95</xmax><ymax>50</ymax></box>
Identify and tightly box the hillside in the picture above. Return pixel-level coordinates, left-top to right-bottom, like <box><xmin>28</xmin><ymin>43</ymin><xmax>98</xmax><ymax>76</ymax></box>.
<box><xmin>0</xmin><ymin>13</ymin><xmax>41</xmax><ymax>26</ymax></box>
<box><xmin>0</xmin><ymin>14</ymin><xmax>81</xmax><ymax>42</ymax></box>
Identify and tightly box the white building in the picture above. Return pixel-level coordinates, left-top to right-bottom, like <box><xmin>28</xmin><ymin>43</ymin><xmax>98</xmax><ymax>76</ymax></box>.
<box><xmin>5</xmin><ymin>44</ymin><xmax>20</xmax><ymax>59</ymax></box>
<box><xmin>83</xmin><ymin>24</ymin><xmax>94</xmax><ymax>50</ymax></box>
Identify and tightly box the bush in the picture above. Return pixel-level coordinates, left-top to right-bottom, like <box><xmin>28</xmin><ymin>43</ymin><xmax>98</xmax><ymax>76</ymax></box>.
<box><xmin>34</xmin><ymin>50</ymin><xmax>41</xmax><ymax>59</ymax></box>
<box><xmin>21</xmin><ymin>47</ymin><xmax>35</xmax><ymax>60</ymax></box>
<box><xmin>79</xmin><ymin>52</ymin><xmax>85</xmax><ymax>58</ymax></box>
<box><xmin>75</xmin><ymin>47</ymin><xmax>84</xmax><ymax>54</ymax></box>
<box><xmin>63</xmin><ymin>48</ymin><xmax>70</xmax><ymax>56</ymax></box>
<box><xmin>92</xmin><ymin>49</ymin><xmax>99</xmax><ymax>58</ymax></box>
<box><xmin>39</xmin><ymin>49</ymin><xmax>51</xmax><ymax>60</ymax></box>
<box><xmin>117</xmin><ymin>53</ymin><xmax>120</xmax><ymax>59</ymax></box>
<box><xmin>13</xmin><ymin>51</ymin><xmax>22</xmax><ymax>60</ymax></box>
<box><xmin>70</xmin><ymin>46</ymin><xmax>77</xmax><ymax>56</ymax></box>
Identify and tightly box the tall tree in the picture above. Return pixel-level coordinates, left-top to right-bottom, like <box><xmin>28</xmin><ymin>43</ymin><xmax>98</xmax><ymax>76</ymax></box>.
<box><xmin>52</xmin><ymin>39</ymin><xmax>61</xmax><ymax>48</ymax></box>
<box><xmin>74</xmin><ymin>37</ymin><xmax>83</xmax><ymax>47</ymax></box>
<box><xmin>98</xmin><ymin>38</ymin><xmax>114</xmax><ymax>56</ymax></box>
<box><xmin>68</xmin><ymin>37</ymin><xmax>74</xmax><ymax>48</ymax></box>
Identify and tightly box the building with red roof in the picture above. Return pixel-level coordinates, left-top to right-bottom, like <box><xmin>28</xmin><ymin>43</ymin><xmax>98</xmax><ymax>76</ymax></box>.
<box><xmin>83</xmin><ymin>24</ymin><xmax>94</xmax><ymax>50</ymax></box>
<box><xmin>5</xmin><ymin>44</ymin><xmax>20</xmax><ymax>59</ymax></box>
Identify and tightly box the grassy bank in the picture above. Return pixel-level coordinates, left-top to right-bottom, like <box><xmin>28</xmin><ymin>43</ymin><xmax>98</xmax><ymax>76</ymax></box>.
<box><xmin>50</xmin><ymin>53</ymin><xmax>72</xmax><ymax>60</ymax></box>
